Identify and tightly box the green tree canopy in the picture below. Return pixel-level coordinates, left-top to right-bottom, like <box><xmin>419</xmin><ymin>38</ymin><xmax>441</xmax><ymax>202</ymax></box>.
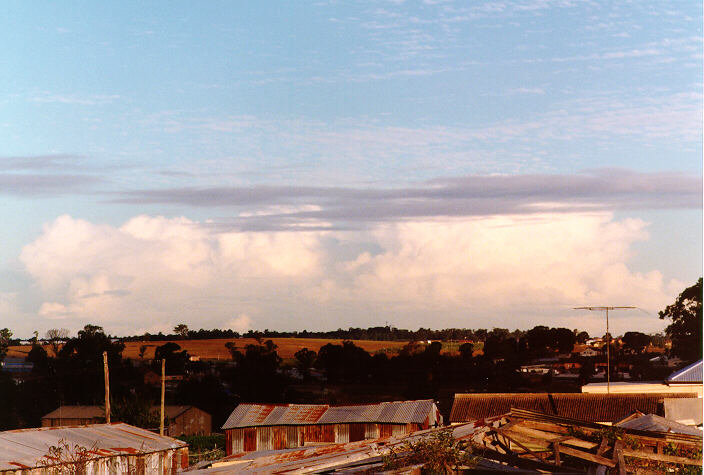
<box><xmin>659</xmin><ymin>278</ymin><xmax>702</xmax><ymax>361</ymax></box>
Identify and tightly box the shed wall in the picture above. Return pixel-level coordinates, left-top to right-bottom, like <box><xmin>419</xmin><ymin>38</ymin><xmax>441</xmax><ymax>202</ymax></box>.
<box><xmin>226</xmin><ymin>423</ymin><xmax>421</xmax><ymax>455</ymax></box>
<box><xmin>169</xmin><ymin>407</ymin><xmax>212</xmax><ymax>436</ymax></box>
<box><xmin>2</xmin><ymin>447</ymin><xmax>188</xmax><ymax>475</ymax></box>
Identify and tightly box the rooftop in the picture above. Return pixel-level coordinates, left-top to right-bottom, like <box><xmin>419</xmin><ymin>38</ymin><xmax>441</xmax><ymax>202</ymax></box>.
<box><xmin>667</xmin><ymin>360</ymin><xmax>703</xmax><ymax>384</ymax></box>
<box><xmin>222</xmin><ymin>399</ymin><xmax>438</xmax><ymax>430</ymax></box>
<box><xmin>42</xmin><ymin>404</ymin><xmax>200</xmax><ymax>420</ymax></box>
<box><xmin>0</xmin><ymin>423</ymin><xmax>186</xmax><ymax>470</ymax></box>
<box><xmin>450</xmin><ymin>392</ymin><xmax>698</xmax><ymax>423</ymax></box>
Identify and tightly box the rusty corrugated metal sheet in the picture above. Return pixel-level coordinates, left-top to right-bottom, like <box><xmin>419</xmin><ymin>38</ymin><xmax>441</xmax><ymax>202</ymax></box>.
<box><xmin>319</xmin><ymin>400</ymin><xmax>436</xmax><ymax>425</ymax></box>
<box><xmin>223</xmin><ymin>400</ymin><xmax>438</xmax><ymax>430</ymax></box>
<box><xmin>193</xmin><ymin>417</ymin><xmax>500</xmax><ymax>473</ymax></box>
<box><xmin>222</xmin><ymin>404</ymin><xmax>327</xmax><ymax>429</ymax></box>
<box><xmin>450</xmin><ymin>392</ymin><xmax>699</xmax><ymax>423</ymax></box>
<box><xmin>0</xmin><ymin>423</ymin><xmax>187</xmax><ymax>472</ymax></box>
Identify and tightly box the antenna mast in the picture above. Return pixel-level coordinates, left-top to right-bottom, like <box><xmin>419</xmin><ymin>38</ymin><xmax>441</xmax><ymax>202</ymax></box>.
<box><xmin>573</xmin><ymin>306</ymin><xmax>636</xmax><ymax>393</ymax></box>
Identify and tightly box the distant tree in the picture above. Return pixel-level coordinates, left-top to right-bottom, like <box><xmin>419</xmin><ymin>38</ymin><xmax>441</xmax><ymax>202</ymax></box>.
<box><xmin>175</xmin><ymin>374</ymin><xmax>234</xmax><ymax>429</ymax></box>
<box><xmin>526</xmin><ymin>326</ymin><xmax>551</xmax><ymax>356</ymax></box>
<box><xmin>483</xmin><ymin>334</ymin><xmax>517</xmax><ymax>361</ymax></box>
<box><xmin>622</xmin><ymin>332</ymin><xmax>651</xmax><ymax>354</ymax></box>
<box><xmin>46</xmin><ymin>328</ymin><xmax>70</xmax><ymax>356</ymax></box>
<box><xmin>56</xmin><ymin>324</ymin><xmax>126</xmax><ymax>405</ymax></box>
<box><xmin>648</xmin><ymin>332</ymin><xmax>665</xmax><ymax>347</ymax></box>
<box><xmin>315</xmin><ymin>341</ymin><xmax>372</xmax><ymax>383</ymax></box>
<box><xmin>173</xmin><ymin>324</ymin><xmax>189</xmax><ymax>339</ymax></box>
<box><xmin>60</xmin><ymin>325</ymin><xmax>123</xmax><ymax>367</ymax></box>
<box><xmin>111</xmin><ymin>393</ymin><xmax>159</xmax><ymax>430</ymax></box>
<box><xmin>0</xmin><ymin>370</ymin><xmax>19</xmax><ymax>429</ymax></box>
<box><xmin>551</xmin><ymin>328</ymin><xmax>576</xmax><ymax>354</ymax></box>
<box><xmin>294</xmin><ymin>348</ymin><xmax>317</xmax><ymax>379</ymax></box>
<box><xmin>474</xmin><ymin>329</ymin><xmax>488</xmax><ymax>341</ymax></box>
<box><xmin>576</xmin><ymin>331</ymin><xmax>590</xmax><ymax>344</ymax></box>
<box><xmin>154</xmin><ymin>342</ymin><xmax>189</xmax><ymax>375</ymax></box>
<box><xmin>659</xmin><ymin>278</ymin><xmax>702</xmax><ymax>361</ymax></box>
<box><xmin>0</xmin><ymin>328</ymin><xmax>12</xmax><ymax>362</ymax></box>
<box><xmin>458</xmin><ymin>342</ymin><xmax>474</xmax><ymax>359</ymax></box>
<box><xmin>227</xmin><ymin>340</ymin><xmax>286</xmax><ymax>401</ymax></box>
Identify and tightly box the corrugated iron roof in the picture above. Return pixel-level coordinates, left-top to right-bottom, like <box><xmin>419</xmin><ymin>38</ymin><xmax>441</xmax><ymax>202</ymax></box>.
<box><xmin>667</xmin><ymin>360</ymin><xmax>702</xmax><ymax>383</ymax></box>
<box><xmin>0</xmin><ymin>422</ymin><xmax>187</xmax><ymax>470</ymax></box>
<box><xmin>42</xmin><ymin>405</ymin><xmax>199</xmax><ymax>421</ymax></box>
<box><xmin>41</xmin><ymin>405</ymin><xmax>104</xmax><ymax>420</ymax></box>
<box><xmin>616</xmin><ymin>413</ymin><xmax>704</xmax><ymax>436</ymax></box>
<box><xmin>449</xmin><ymin>392</ymin><xmax>698</xmax><ymax>423</ymax></box>
<box><xmin>319</xmin><ymin>400</ymin><xmax>435</xmax><ymax>425</ymax></box>
<box><xmin>222</xmin><ymin>400</ymin><xmax>436</xmax><ymax>430</ymax></box>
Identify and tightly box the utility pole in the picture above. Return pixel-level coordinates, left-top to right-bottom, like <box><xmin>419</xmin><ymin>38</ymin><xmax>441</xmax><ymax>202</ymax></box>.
<box><xmin>160</xmin><ymin>359</ymin><xmax>165</xmax><ymax>436</ymax></box>
<box><xmin>574</xmin><ymin>306</ymin><xmax>635</xmax><ymax>394</ymax></box>
<box><xmin>103</xmin><ymin>351</ymin><xmax>110</xmax><ymax>423</ymax></box>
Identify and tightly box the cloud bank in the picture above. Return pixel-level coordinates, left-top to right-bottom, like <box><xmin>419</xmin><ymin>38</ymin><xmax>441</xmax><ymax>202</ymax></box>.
<box><xmin>114</xmin><ymin>169</ymin><xmax>702</xmax><ymax>231</ymax></box>
<box><xmin>19</xmin><ymin>212</ymin><xmax>682</xmax><ymax>337</ymax></box>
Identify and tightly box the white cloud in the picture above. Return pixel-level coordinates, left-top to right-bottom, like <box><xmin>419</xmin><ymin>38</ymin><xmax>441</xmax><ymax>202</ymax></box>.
<box><xmin>228</xmin><ymin>314</ymin><xmax>252</xmax><ymax>332</ymax></box>
<box><xmin>16</xmin><ymin>212</ymin><xmax>681</xmax><ymax>337</ymax></box>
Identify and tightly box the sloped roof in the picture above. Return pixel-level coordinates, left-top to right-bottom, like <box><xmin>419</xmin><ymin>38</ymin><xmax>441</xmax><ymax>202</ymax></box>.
<box><xmin>42</xmin><ymin>405</ymin><xmax>202</xmax><ymax>421</ymax></box>
<box><xmin>222</xmin><ymin>400</ymin><xmax>436</xmax><ymax>430</ymax></box>
<box><xmin>667</xmin><ymin>360</ymin><xmax>702</xmax><ymax>383</ymax></box>
<box><xmin>616</xmin><ymin>413</ymin><xmax>703</xmax><ymax>436</ymax></box>
<box><xmin>41</xmin><ymin>405</ymin><xmax>104</xmax><ymax>420</ymax></box>
<box><xmin>0</xmin><ymin>423</ymin><xmax>186</xmax><ymax>470</ymax></box>
<box><xmin>151</xmin><ymin>405</ymin><xmax>198</xmax><ymax>419</ymax></box>
<box><xmin>450</xmin><ymin>393</ymin><xmax>698</xmax><ymax>423</ymax></box>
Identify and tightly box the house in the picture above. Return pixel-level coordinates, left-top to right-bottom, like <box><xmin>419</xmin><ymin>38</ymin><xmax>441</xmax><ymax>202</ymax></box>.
<box><xmin>221</xmin><ymin>399</ymin><xmax>442</xmax><ymax>455</ymax></box>
<box><xmin>580</xmin><ymin>347</ymin><xmax>599</xmax><ymax>357</ymax></box>
<box><xmin>41</xmin><ymin>405</ymin><xmax>211</xmax><ymax>435</ymax></box>
<box><xmin>41</xmin><ymin>405</ymin><xmax>105</xmax><ymax>427</ymax></box>
<box><xmin>582</xmin><ymin>359</ymin><xmax>703</xmax><ymax>397</ymax></box>
<box><xmin>0</xmin><ymin>423</ymin><xmax>187</xmax><ymax>473</ymax></box>
<box><xmin>159</xmin><ymin>405</ymin><xmax>212</xmax><ymax>436</ymax></box>
<box><xmin>449</xmin><ymin>392</ymin><xmax>698</xmax><ymax>424</ymax></box>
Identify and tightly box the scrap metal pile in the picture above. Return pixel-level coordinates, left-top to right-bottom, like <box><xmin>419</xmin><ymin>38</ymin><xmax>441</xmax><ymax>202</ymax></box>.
<box><xmin>470</xmin><ymin>408</ymin><xmax>703</xmax><ymax>473</ymax></box>
<box><xmin>190</xmin><ymin>409</ymin><xmax>702</xmax><ymax>473</ymax></box>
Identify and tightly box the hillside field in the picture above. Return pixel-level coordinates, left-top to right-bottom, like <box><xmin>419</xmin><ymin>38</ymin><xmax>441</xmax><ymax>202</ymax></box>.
<box><xmin>6</xmin><ymin>338</ymin><xmax>486</xmax><ymax>361</ymax></box>
<box><xmin>122</xmin><ymin>338</ymin><xmax>410</xmax><ymax>361</ymax></box>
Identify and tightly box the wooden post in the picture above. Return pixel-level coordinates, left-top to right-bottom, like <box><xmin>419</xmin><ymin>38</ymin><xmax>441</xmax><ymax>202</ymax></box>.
<box><xmin>160</xmin><ymin>359</ymin><xmax>165</xmax><ymax>436</ymax></box>
<box><xmin>103</xmin><ymin>351</ymin><xmax>110</xmax><ymax>423</ymax></box>
<box><xmin>553</xmin><ymin>441</ymin><xmax>560</xmax><ymax>466</ymax></box>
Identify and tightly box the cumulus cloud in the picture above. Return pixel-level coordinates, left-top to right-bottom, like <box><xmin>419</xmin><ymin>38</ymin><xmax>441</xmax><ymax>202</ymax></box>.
<box><xmin>228</xmin><ymin>314</ymin><xmax>252</xmax><ymax>332</ymax></box>
<box><xmin>19</xmin><ymin>212</ymin><xmax>681</xmax><ymax>336</ymax></box>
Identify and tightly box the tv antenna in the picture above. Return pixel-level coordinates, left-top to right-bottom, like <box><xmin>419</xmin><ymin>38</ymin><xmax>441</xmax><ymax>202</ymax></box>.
<box><xmin>573</xmin><ymin>306</ymin><xmax>636</xmax><ymax>393</ymax></box>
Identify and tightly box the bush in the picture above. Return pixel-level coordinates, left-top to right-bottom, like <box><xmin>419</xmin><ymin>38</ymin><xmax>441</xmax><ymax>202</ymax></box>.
<box><xmin>382</xmin><ymin>429</ymin><xmax>477</xmax><ymax>474</ymax></box>
<box><xmin>177</xmin><ymin>434</ymin><xmax>226</xmax><ymax>464</ymax></box>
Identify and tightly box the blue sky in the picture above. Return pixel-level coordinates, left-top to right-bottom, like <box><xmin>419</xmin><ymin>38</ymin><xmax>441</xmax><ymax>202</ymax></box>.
<box><xmin>1</xmin><ymin>1</ymin><xmax>701</xmax><ymax>337</ymax></box>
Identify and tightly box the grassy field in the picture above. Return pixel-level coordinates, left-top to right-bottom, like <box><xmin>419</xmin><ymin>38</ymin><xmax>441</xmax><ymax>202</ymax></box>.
<box><xmin>119</xmin><ymin>337</ymin><xmax>410</xmax><ymax>361</ymax></box>
<box><xmin>6</xmin><ymin>338</ymin><xmax>482</xmax><ymax>361</ymax></box>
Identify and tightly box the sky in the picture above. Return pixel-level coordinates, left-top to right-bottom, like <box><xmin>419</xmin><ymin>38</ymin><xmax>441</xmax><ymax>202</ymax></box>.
<box><xmin>0</xmin><ymin>0</ymin><xmax>701</xmax><ymax>338</ymax></box>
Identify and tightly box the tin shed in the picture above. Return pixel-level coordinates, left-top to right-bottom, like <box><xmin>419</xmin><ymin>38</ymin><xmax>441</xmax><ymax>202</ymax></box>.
<box><xmin>221</xmin><ymin>399</ymin><xmax>441</xmax><ymax>455</ymax></box>
<box><xmin>42</xmin><ymin>405</ymin><xmax>211</xmax><ymax>435</ymax></box>
<box><xmin>0</xmin><ymin>422</ymin><xmax>188</xmax><ymax>474</ymax></box>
